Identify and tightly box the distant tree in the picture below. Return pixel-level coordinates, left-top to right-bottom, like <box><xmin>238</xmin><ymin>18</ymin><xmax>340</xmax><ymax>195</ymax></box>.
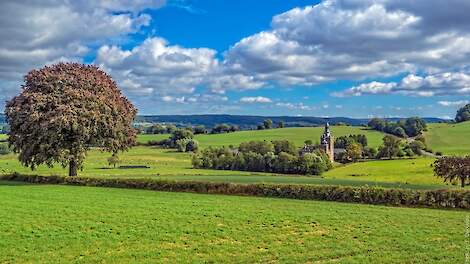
<box><xmin>277</xmin><ymin>121</ymin><xmax>285</xmax><ymax>128</ymax></box>
<box><xmin>377</xmin><ymin>135</ymin><xmax>402</xmax><ymax>159</ymax></box>
<box><xmin>304</xmin><ymin>140</ymin><xmax>313</xmax><ymax>145</ymax></box>
<box><xmin>165</xmin><ymin>124</ymin><xmax>177</xmax><ymax>134</ymax></box>
<box><xmin>193</xmin><ymin>125</ymin><xmax>207</xmax><ymax>134</ymax></box>
<box><xmin>107</xmin><ymin>153</ymin><xmax>121</xmax><ymax>168</ymax></box>
<box><xmin>0</xmin><ymin>143</ymin><xmax>11</xmax><ymax>155</ymax></box>
<box><xmin>239</xmin><ymin>141</ymin><xmax>274</xmax><ymax>155</ymax></box>
<box><xmin>368</xmin><ymin>118</ymin><xmax>387</xmax><ymax>131</ymax></box>
<box><xmin>150</xmin><ymin>123</ymin><xmax>166</xmax><ymax>134</ymax></box>
<box><xmin>363</xmin><ymin>147</ymin><xmax>378</xmax><ymax>159</ymax></box>
<box><xmin>229</xmin><ymin>125</ymin><xmax>240</xmax><ymax>132</ymax></box>
<box><xmin>170</xmin><ymin>129</ymin><xmax>194</xmax><ymax>145</ymax></box>
<box><xmin>456</xmin><ymin>104</ymin><xmax>470</xmax><ymax>123</ymax></box>
<box><xmin>257</xmin><ymin>124</ymin><xmax>265</xmax><ymax>130</ymax></box>
<box><xmin>402</xmin><ymin>117</ymin><xmax>427</xmax><ymax>137</ymax></box>
<box><xmin>176</xmin><ymin>138</ymin><xmax>199</xmax><ymax>152</ymax></box>
<box><xmin>212</xmin><ymin>124</ymin><xmax>231</xmax><ymax>134</ymax></box>
<box><xmin>434</xmin><ymin>156</ymin><xmax>470</xmax><ymax>187</ymax></box>
<box><xmin>408</xmin><ymin>141</ymin><xmax>426</xmax><ymax>155</ymax></box>
<box><xmin>5</xmin><ymin>63</ymin><xmax>136</xmax><ymax>176</ymax></box>
<box><xmin>346</xmin><ymin>142</ymin><xmax>363</xmax><ymax>162</ymax></box>
<box><xmin>391</xmin><ymin>126</ymin><xmax>407</xmax><ymax>138</ymax></box>
<box><xmin>272</xmin><ymin>140</ymin><xmax>296</xmax><ymax>155</ymax></box>
<box><xmin>263</xmin><ymin>119</ymin><xmax>273</xmax><ymax>129</ymax></box>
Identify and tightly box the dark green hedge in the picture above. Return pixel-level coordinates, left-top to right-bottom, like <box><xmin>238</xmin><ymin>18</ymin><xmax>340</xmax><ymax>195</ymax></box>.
<box><xmin>1</xmin><ymin>173</ymin><xmax>469</xmax><ymax>209</ymax></box>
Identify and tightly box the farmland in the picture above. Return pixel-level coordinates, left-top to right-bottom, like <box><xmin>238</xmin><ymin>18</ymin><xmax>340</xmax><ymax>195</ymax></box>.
<box><xmin>0</xmin><ymin>183</ymin><xmax>465</xmax><ymax>263</ymax></box>
<box><xmin>425</xmin><ymin>121</ymin><xmax>470</xmax><ymax>156</ymax></box>
<box><xmin>0</xmin><ymin>125</ymin><xmax>459</xmax><ymax>189</ymax></box>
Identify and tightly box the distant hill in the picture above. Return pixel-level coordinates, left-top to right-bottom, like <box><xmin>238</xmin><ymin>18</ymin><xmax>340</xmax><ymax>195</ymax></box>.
<box><xmin>134</xmin><ymin>115</ymin><xmax>449</xmax><ymax>128</ymax></box>
<box><xmin>0</xmin><ymin>113</ymin><xmax>449</xmax><ymax>128</ymax></box>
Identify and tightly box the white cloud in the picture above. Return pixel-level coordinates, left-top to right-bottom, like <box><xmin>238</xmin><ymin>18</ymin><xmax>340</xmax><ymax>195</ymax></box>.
<box><xmin>275</xmin><ymin>102</ymin><xmax>312</xmax><ymax>111</ymax></box>
<box><xmin>437</xmin><ymin>100</ymin><xmax>469</xmax><ymax>107</ymax></box>
<box><xmin>239</xmin><ymin>96</ymin><xmax>272</xmax><ymax>104</ymax></box>
<box><xmin>334</xmin><ymin>71</ymin><xmax>470</xmax><ymax>97</ymax></box>
<box><xmin>222</xmin><ymin>0</ymin><xmax>470</xmax><ymax>90</ymax></box>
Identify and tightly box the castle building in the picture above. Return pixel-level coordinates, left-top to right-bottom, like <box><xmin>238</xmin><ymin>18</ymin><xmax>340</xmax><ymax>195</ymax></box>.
<box><xmin>320</xmin><ymin>122</ymin><xmax>335</xmax><ymax>162</ymax></box>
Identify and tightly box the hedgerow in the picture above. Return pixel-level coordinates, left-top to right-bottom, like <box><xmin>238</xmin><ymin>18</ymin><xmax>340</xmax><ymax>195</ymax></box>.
<box><xmin>1</xmin><ymin>173</ymin><xmax>469</xmax><ymax>209</ymax></box>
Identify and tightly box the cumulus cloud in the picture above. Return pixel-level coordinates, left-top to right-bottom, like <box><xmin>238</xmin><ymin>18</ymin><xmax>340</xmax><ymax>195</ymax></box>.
<box><xmin>222</xmin><ymin>0</ymin><xmax>470</xmax><ymax>90</ymax></box>
<box><xmin>0</xmin><ymin>0</ymin><xmax>165</xmax><ymax>106</ymax></box>
<box><xmin>239</xmin><ymin>96</ymin><xmax>272</xmax><ymax>103</ymax></box>
<box><xmin>333</xmin><ymin>71</ymin><xmax>470</xmax><ymax>97</ymax></box>
<box><xmin>437</xmin><ymin>100</ymin><xmax>469</xmax><ymax>107</ymax></box>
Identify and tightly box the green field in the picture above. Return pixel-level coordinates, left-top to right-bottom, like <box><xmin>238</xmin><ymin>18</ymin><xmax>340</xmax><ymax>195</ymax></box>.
<box><xmin>425</xmin><ymin>121</ymin><xmax>470</xmax><ymax>155</ymax></box>
<box><xmin>0</xmin><ymin>134</ymin><xmax>6</xmax><ymax>140</ymax></box>
<box><xmin>139</xmin><ymin>126</ymin><xmax>385</xmax><ymax>148</ymax></box>
<box><xmin>0</xmin><ymin>183</ymin><xmax>465</xmax><ymax>263</ymax></box>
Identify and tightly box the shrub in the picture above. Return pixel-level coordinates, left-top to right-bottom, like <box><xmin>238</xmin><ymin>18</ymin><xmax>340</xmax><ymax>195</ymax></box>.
<box><xmin>0</xmin><ymin>143</ymin><xmax>11</xmax><ymax>155</ymax></box>
<box><xmin>176</xmin><ymin>138</ymin><xmax>199</xmax><ymax>152</ymax></box>
<box><xmin>1</xmin><ymin>174</ymin><xmax>469</xmax><ymax>209</ymax></box>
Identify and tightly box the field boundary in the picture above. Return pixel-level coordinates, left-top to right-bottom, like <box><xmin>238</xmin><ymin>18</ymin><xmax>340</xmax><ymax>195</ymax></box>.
<box><xmin>1</xmin><ymin>173</ymin><xmax>469</xmax><ymax>209</ymax></box>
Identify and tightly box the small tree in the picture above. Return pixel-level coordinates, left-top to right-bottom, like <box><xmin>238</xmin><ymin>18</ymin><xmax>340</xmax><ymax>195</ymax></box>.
<box><xmin>434</xmin><ymin>156</ymin><xmax>470</xmax><ymax>188</ymax></box>
<box><xmin>107</xmin><ymin>153</ymin><xmax>121</xmax><ymax>168</ymax></box>
<box><xmin>277</xmin><ymin>121</ymin><xmax>285</xmax><ymax>128</ymax></box>
<box><xmin>377</xmin><ymin>135</ymin><xmax>402</xmax><ymax>159</ymax></box>
<box><xmin>5</xmin><ymin>63</ymin><xmax>136</xmax><ymax>176</ymax></box>
<box><xmin>263</xmin><ymin>119</ymin><xmax>273</xmax><ymax>129</ymax></box>
<box><xmin>346</xmin><ymin>142</ymin><xmax>363</xmax><ymax>162</ymax></box>
<box><xmin>456</xmin><ymin>104</ymin><xmax>470</xmax><ymax>123</ymax></box>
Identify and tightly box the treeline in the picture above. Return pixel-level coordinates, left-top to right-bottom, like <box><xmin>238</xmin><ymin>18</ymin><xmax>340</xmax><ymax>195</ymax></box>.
<box><xmin>332</xmin><ymin>134</ymin><xmax>430</xmax><ymax>163</ymax></box>
<box><xmin>192</xmin><ymin>140</ymin><xmax>332</xmax><ymax>175</ymax></box>
<box><xmin>147</xmin><ymin>128</ymin><xmax>199</xmax><ymax>152</ymax></box>
<box><xmin>368</xmin><ymin>117</ymin><xmax>427</xmax><ymax>138</ymax></box>
<box><xmin>141</xmin><ymin>123</ymin><xmax>240</xmax><ymax>135</ymax></box>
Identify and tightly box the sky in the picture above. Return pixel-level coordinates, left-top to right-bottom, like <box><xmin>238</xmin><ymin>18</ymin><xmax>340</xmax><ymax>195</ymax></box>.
<box><xmin>1</xmin><ymin>0</ymin><xmax>470</xmax><ymax>118</ymax></box>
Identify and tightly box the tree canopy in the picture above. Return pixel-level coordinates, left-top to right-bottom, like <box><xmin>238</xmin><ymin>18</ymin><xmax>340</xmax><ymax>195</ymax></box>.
<box><xmin>434</xmin><ymin>156</ymin><xmax>470</xmax><ymax>188</ymax></box>
<box><xmin>455</xmin><ymin>104</ymin><xmax>470</xmax><ymax>123</ymax></box>
<box><xmin>5</xmin><ymin>63</ymin><xmax>137</xmax><ymax>176</ymax></box>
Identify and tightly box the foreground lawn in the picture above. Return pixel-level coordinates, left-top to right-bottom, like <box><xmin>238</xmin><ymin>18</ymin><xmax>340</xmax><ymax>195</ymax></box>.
<box><xmin>136</xmin><ymin>126</ymin><xmax>386</xmax><ymax>149</ymax></box>
<box><xmin>0</xmin><ymin>183</ymin><xmax>466</xmax><ymax>263</ymax></box>
<box><xmin>425</xmin><ymin>121</ymin><xmax>470</xmax><ymax>156</ymax></box>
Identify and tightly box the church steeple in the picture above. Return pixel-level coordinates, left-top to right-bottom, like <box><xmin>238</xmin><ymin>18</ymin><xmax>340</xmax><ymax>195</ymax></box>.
<box><xmin>320</xmin><ymin>122</ymin><xmax>334</xmax><ymax>162</ymax></box>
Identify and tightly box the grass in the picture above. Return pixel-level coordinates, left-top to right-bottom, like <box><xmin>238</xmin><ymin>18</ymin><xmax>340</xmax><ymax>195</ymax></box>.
<box><xmin>324</xmin><ymin>158</ymin><xmax>443</xmax><ymax>186</ymax></box>
<box><xmin>425</xmin><ymin>121</ymin><xmax>470</xmax><ymax>155</ymax></box>
<box><xmin>0</xmin><ymin>146</ymin><xmax>451</xmax><ymax>189</ymax></box>
<box><xmin>0</xmin><ymin>183</ymin><xmax>466</xmax><ymax>263</ymax></box>
<box><xmin>138</xmin><ymin>126</ymin><xmax>386</xmax><ymax>148</ymax></box>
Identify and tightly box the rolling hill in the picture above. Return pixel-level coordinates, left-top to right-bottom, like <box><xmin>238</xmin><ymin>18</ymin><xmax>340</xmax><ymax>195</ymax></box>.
<box><xmin>425</xmin><ymin>121</ymin><xmax>470</xmax><ymax>155</ymax></box>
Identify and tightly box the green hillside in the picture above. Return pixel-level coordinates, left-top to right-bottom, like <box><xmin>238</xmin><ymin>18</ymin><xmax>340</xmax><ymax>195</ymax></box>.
<box><xmin>0</xmin><ymin>183</ymin><xmax>464</xmax><ymax>263</ymax></box>
<box><xmin>425</xmin><ymin>121</ymin><xmax>470</xmax><ymax>155</ymax></box>
<box><xmin>138</xmin><ymin>126</ymin><xmax>385</xmax><ymax>148</ymax></box>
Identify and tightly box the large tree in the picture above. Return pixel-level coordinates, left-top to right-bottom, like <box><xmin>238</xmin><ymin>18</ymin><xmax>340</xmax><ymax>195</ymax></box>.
<box><xmin>5</xmin><ymin>63</ymin><xmax>137</xmax><ymax>176</ymax></box>
<box><xmin>434</xmin><ymin>156</ymin><xmax>470</xmax><ymax>188</ymax></box>
<box><xmin>455</xmin><ymin>104</ymin><xmax>470</xmax><ymax>123</ymax></box>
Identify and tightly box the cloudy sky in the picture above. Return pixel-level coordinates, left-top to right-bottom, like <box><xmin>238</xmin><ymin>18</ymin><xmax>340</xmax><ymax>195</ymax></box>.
<box><xmin>1</xmin><ymin>0</ymin><xmax>470</xmax><ymax>118</ymax></box>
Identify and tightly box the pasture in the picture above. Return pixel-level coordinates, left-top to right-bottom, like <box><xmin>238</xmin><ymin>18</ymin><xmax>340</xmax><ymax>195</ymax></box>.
<box><xmin>0</xmin><ymin>183</ymin><xmax>464</xmax><ymax>263</ymax></box>
<box><xmin>0</xmin><ymin>125</ymin><xmax>454</xmax><ymax>189</ymax></box>
<box><xmin>138</xmin><ymin>126</ymin><xmax>385</xmax><ymax>148</ymax></box>
<box><xmin>425</xmin><ymin>121</ymin><xmax>470</xmax><ymax>156</ymax></box>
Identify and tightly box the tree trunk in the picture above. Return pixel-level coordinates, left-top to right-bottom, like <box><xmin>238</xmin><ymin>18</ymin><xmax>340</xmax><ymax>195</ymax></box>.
<box><xmin>69</xmin><ymin>160</ymin><xmax>78</xmax><ymax>177</ymax></box>
<box><xmin>461</xmin><ymin>178</ymin><xmax>466</xmax><ymax>188</ymax></box>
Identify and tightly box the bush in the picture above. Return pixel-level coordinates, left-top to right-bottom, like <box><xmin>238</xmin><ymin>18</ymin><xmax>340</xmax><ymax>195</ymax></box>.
<box><xmin>1</xmin><ymin>174</ymin><xmax>469</xmax><ymax>209</ymax></box>
<box><xmin>193</xmin><ymin>140</ymin><xmax>331</xmax><ymax>175</ymax></box>
<box><xmin>0</xmin><ymin>143</ymin><xmax>11</xmax><ymax>155</ymax></box>
<box><xmin>176</xmin><ymin>138</ymin><xmax>199</xmax><ymax>152</ymax></box>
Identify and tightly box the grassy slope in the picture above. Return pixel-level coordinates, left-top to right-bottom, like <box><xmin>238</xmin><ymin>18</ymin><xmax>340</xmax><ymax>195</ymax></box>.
<box><xmin>324</xmin><ymin>158</ymin><xmax>442</xmax><ymax>185</ymax></box>
<box><xmin>0</xmin><ymin>183</ymin><xmax>465</xmax><ymax>263</ymax></box>
<box><xmin>425</xmin><ymin>121</ymin><xmax>470</xmax><ymax>155</ymax></box>
<box><xmin>0</xmin><ymin>134</ymin><xmax>6</xmax><ymax>140</ymax></box>
<box><xmin>138</xmin><ymin>126</ymin><xmax>385</xmax><ymax>148</ymax></box>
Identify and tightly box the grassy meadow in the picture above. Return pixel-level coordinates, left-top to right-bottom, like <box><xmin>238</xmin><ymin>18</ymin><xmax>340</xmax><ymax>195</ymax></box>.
<box><xmin>138</xmin><ymin>126</ymin><xmax>385</xmax><ymax>149</ymax></box>
<box><xmin>0</xmin><ymin>183</ymin><xmax>465</xmax><ymax>263</ymax></box>
<box><xmin>425</xmin><ymin>121</ymin><xmax>470</xmax><ymax>156</ymax></box>
<box><xmin>0</xmin><ymin>125</ymin><xmax>459</xmax><ymax>189</ymax></box>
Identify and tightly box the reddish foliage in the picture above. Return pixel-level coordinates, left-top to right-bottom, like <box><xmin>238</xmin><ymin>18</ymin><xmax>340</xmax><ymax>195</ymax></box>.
<box><xmin>5</xmin><ymin>63</ymin><xmax>137</xmax><ymax>175</ymax></box>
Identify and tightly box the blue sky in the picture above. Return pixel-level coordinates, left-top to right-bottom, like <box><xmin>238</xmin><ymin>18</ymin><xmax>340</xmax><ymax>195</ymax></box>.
<box><xmin>1</xmin><ymin>0</ymin><xmax>470</xmax><ymax>118</ymax></box>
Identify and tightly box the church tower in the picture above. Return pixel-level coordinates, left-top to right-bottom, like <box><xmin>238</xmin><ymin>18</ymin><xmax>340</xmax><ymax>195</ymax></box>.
<box><xmin>320</xmin><ymin>122</ymin><xmax>334</xmax><ymax>162</ymax></box>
